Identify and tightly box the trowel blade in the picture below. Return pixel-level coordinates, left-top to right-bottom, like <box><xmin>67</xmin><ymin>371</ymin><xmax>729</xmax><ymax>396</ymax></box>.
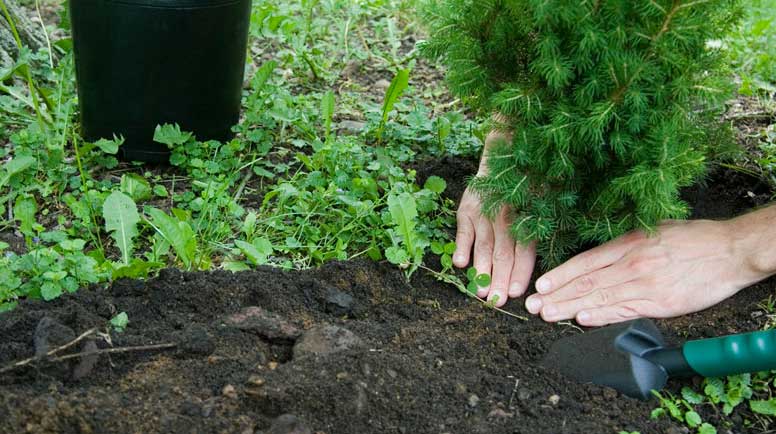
<box><xmin>542</xmin><ymin>319</ymin><xmax>669</xmax><ymax>400</ymax></box>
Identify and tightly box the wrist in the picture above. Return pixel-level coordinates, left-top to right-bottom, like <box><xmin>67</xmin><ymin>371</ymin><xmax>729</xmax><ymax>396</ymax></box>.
<box><xmin>728</xmin><ymin>205</ymin><xmax>776</xmax><ymax>279</ymax></box>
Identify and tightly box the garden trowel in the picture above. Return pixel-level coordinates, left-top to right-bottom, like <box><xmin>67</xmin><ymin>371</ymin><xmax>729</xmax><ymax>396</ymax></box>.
<box><xmin>542</xmin><ymin>319</ymin><xmax>776</xmax><ymax>400</ymax></box>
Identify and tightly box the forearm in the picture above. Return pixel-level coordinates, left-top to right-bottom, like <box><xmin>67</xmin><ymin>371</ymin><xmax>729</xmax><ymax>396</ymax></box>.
<box><xmin>728</xmin><ymin>204</ymin><xmax>776</xmax><ymax>279</ymax></box>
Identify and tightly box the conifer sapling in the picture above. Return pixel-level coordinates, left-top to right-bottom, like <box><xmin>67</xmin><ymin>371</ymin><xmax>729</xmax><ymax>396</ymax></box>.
<box><xmin>421</xmin><ymin>0</ymin><xmax>741</xmax><ymax>267</ymax></box>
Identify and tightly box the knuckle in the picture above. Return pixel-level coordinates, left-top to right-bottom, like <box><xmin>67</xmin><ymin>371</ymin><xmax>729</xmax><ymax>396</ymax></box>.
<box><xmin>614</xmin><ymin>305</ymin><xmax>643</xmax><ymax>321</ymax></box>
<box><xmin>576</xmin><ymin>275</ymin><xmax>596</xmax><ymax>294</ymax></box>
<box><xmin>594</xmin><ymin>289</ymin><xmax>611</xmax><ymax>307</ymax></box>
<box><xmin>474</xmin><ymin>242</ymin><xmax>494</xmax><ymax>257</ymax></box>
<box><xmin>456</xmin><ymin>213</ymin><xmax>472</xmax><ymax>226</ymax></box>
<box><xmin>577</xmin><ymin>252</ymin><xmax>596</xmax><ymax>271</ymax></box>
<box><xmin>492</xmin><ymin>248</ymin><xmax>514</xmax><ymax>264</ymax></box>
<box><xmin>623</xmin><ymin>231</ymin><xmax>646</xmax><ymax>245</ymax></box>
<box><xmin>626</xmin><ymin>257</ymin><xmax>650</xmax><ymax>274</ymax></box>
<box><xmin>456</xmin><ymin>226</ymin><xmax>474</xmax><ymax>240</ymax></box>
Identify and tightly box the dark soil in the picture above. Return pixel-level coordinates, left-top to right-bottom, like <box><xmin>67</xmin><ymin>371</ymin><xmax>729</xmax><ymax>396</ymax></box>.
<box><xmin>1</xmin><ymin>160</ymin><xmax>774</xmax><ymax>434</ymax></box>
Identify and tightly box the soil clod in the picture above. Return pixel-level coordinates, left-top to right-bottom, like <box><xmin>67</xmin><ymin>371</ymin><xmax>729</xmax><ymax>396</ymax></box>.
<box><xmin>266</xmin><ymin>414</ymin><xmax>312</xmax><ymax>434</ymax></box>
<box><xmin>224</xmin><ymin>306</ymin><xmax>302</xmax><ymax>341</ymax></box>
<box><xmin>292</xmin><ymin>324</ymin><xmax>364</xmax><ymax>359</ymax></box>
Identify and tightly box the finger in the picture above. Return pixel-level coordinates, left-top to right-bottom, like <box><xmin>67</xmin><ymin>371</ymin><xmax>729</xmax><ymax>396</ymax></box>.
<box><xmin>535</xmin><ymin>237</ymin><xmax>633</xmax><ymax>295</ymax></box>
<box><xmin>473</xmin><ymin>217</ymin><xmax>495</xmax><ymax>298</ymax></box>
<box><xmin>540</xmin><ymin>263</ymin><xmax>634</xmax><ymax>304</ymax></box>
<box><xmin>487</xmin><ymin>208</ymin><xmax>515</xmax><ymax>307</ymax></box>
<box><xmin>540</xmin><ymin>282</ymin><xmax>645</xmax><ymax>323</ymax></box>
<box><xmin>576</xmin><ymin>304</ymin><xmax>644</xmax><ymax>327</ymax></box>
<box><xmin>509</xmin><ymin>241</ymin><xmax>536</xmax><ymax>298</ymax></box>
<box><xmin>453</xmin><ymin>213</ymin><xmax>476</xmax><ymax>268</ymax></box>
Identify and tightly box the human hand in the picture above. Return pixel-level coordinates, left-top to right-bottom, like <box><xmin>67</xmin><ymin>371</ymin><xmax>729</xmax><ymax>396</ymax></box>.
<box><xmin>524</xmin><ymin>218</ymin><xmax>772</xmax><ymax>327</ymax></box>
<box><xmin>453</xmin><ymin>131</ymin><xmax>537</xmax><ymax>307</ymax></box>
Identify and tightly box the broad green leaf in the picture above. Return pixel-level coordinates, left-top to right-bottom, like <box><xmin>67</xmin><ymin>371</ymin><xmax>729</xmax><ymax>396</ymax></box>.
<box><xmin>1</xmin><ymin>155</ymin><xmax>35</xmax><ymax>188</ymax></box>
<box><xmin>121</xmin><ymin>174</ymin><xmax>153</xmax><ymax>201</ymax></box>
<box><xmin>475</xmin><ymin>273</ymin><xmax>492</xmax><ymax>288</ymax></box>
<box><xmin>243</xmin><ymin>212</ymin><xmax>258</xmax><ymax>237</ymax></box>
<box><xmin>704</xmin><ymin>378</ymin><xmax>725</xmax><ymax>403</ymax></box>
<box><xmin>253</xmin><ymin>166</ymin><xmax>275</xmax><ymax>178</ymax></box>
<box><xmin>235</xmin><ymin>240</ymin><xmax>269</xmax><ymax>266</ymax></box>
<box><xmin>94</xmin><ymin>136</ymin><xmax>124</xmax><ymax>154</ymax></box>
<box><xmin>0</xmin><ymin>302</ymin><xmax>18</xmax><ymax>313</ymax></box>
<box><xmin>41</xmin><ymin>282</ymin><xmax>63</xmax><ymax>301</ymax></box>
<box><xmin>385</xmin><ymin>246</ymin><xmax>409</xmax><ymax>265</ymax></box>
<box><xmin>222</xmin><ymin>261</ymin><xmax>251</xmax><ymax>272</ymax></box>
<box><xmin>147</xmin><ymin>208</ymin><xmax>197</xmax><ymax>270</ymax></box>
<box><xmin>381</xmin><ymin>69</ymin><xmax>411</xmax><ymax>124</ymax></box>
<box><xmin>430</xmin><ymin>241</ymin><xmax>445</xmax><ymax>255</ymax></box>
<box><xmin>252</xmin><ymin>237</ymin><xmax>273</xmax><ymax>256</ymax></box>
<box><xmin>685</xmin><ymin>411</ymin><xmax>702</xmax><ymax>428</ymax></box>
<box><xmin>153</xmin><ymin>124</ymin><xmax>194</xmax><ymax>147</ymax></box>
<box><xmin>110</xmin><ymin>312</ymin><xmax>129</xmax><ymax>332</ymax></box>
<box><xmin>387</xmin><ymin>193</ymin><xmax>418</xmax><ymax>258</ymax></box>
<box><xmin>378</xmin><ymin>68</ymin><xmax>411</xmax><ymax>141</ymax></box>
<box><xmin>59</xmin><ymin>239</ymin><xmax>86</xmax><ymax>251</ymax></box>
<box><xmin>435</xmin><ymin>116</ymin><xmax>452</xmax><ymax>141</ymax></box>
<box><xmin>650</xmin><ymin>408</ymin><xmax>665</xmax><ymax>420</ymax></box>
<box><xmin>112</xmin><ymin>259</ymin><xmax>164</xmax><ymax>279</ymax></box>
<box><xmin>103</xmin><ymin>191</ymin><xmax>140</xmax><ymax>265</ymax></box>
<box><xmin>424</xmin><ymin>176</ymin><xmax>447</xmax><ymax>194</ymax></box>
<box><xmin>681</xmin><ymin>387</ymin><xmax>705</xmax><ymax>405</ymax></box>
<box><xmin>14</xmin><ymin>195</ymin><xmax>37</xmax><ymax>237</ymax></box>
<box><xmin>698</xmin><ymin>423</ymin><xmax>717</xmax><ymax>434</ymax></box>
<box><xmin>751</xmin><ymin>398</ymin><xmax>776</xmax><ymax>416</ymax></box>
<box><xmin>251</xmin><ymin>60</ymin><xmax>277</xmax><ymax>94</ymax></box>
<box><xmin>43</xmin><ymin>271</ymin><xmax>68</xmax><ymax>281</ymax></box>
<box><xmin>153</xmin><ymin>185</ymin><xmax>169</xmax><ymax>197</ymax></box>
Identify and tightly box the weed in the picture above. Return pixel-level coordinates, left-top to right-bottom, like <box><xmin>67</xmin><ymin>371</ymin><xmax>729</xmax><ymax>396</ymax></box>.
<box><xmin>727</xmin><ymin>0</ymin><xmax>776</xmax><ymax>95</ymax></box>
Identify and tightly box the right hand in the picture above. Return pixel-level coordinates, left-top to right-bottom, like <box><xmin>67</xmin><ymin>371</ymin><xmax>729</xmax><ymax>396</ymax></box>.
<box><xmin>453</xmin><ymin>131</ymin><xmax>537</xmax><ymax>307</ymax></box>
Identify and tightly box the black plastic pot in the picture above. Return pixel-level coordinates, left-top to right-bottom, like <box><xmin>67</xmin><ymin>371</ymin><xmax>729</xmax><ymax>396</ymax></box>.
<box><xmin>69</xmin><ymin>0</ymin><xmax>252</xmax><ymax>162</ymax></box>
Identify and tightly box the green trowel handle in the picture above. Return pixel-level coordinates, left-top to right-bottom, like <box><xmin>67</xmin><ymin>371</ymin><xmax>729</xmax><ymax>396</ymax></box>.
<box><xmin>683</xmin><ymin>330</ymin><xmax>776</xmax><ymax>378</ymax></box>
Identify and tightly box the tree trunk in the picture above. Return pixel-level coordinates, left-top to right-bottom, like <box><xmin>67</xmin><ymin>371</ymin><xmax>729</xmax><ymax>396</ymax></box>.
<box><xmin>0</xmin><ymin>0</ymin><xmax>48</xmax><ymax>69</ymax></box>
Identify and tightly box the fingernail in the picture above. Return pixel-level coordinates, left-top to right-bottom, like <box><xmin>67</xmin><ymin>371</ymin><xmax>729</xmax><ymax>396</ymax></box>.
<box><xmin>509</xmin><ymin>282</ymin><xmax>524</xmax><ymax>296</ymax></box>
<box><xmin>536</xmin><ymin>277</ymin><xmax>552</xmax><ymax>294</ymax></box>
<box><xmin>453</xmin><ymin>254</ymin><xmax>466</xmax><ymax>264</ymax></box>
<box><xmin>477</xmin><ymin>287</ymin><xmax>490</xmax><ymax>298</ymax></box>
<box><xmin>543</xmin><ymin>305</ymin><xmax>558</xmax><ymax>319</ymax></box>
<box><xmin>578</xmin><ymin>311</ymin><xmax>591</xmax><ymax>324</ymax></box>
<box><xmin>525</xmin><ymin>297</ymin><xmax>542</xmax><ymax>314</ymax></box>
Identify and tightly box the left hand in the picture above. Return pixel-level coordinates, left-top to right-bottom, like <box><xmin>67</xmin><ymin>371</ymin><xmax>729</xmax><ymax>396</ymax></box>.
<box><xmin>524</xmin><ymin>219</ymin><xmax>768</xmax><ymax>327</ymax></box>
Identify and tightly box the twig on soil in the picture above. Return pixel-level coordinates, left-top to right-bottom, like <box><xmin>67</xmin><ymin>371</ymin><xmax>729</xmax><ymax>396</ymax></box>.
<box><xmin>724</xmin><ymin>110</ymin><xmax>775</xmax><ymax>122</ymax></box>
<box><xmin>0</xmin><ymin>327</ymin><xmax>99</xmax><ymax>374</ymax></box>
<box><xmin>49</xmin><ymin>343</ymin><xmax>177</xmax><ymax>363</ymax></box>
<box><xmin>0</xmin><ymin>325</ymin><xmax>177</xmax><ymax>374</ymax></box>
<box><xmin>233</xmin><ymin>169</ymin><xmax>254</xmax><ymax>203</ymax></box>
<box><xmin>508</xmin><ymin>378</ymin><xmax>520</xmax><ymax>409</ymax></box>
<box><xmin>558</xmin><ymin>321</ymin><xmax>585</xmax><ymax>333</ymax></box>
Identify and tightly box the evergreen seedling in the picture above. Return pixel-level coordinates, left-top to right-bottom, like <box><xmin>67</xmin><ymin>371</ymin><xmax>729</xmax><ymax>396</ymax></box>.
<box><xmin>421</xmin><ymin>0</ymin><xmax>741</xmax><ymax>267</ymax></box>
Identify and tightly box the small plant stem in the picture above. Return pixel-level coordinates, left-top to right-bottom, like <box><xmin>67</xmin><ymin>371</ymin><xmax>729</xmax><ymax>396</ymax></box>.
<box><xmin>0</xmin><ymin>0</ymin><xmax>49</xmax><ymax>132</ymax></box>
<box><xmin>72</xmin><ymin>134</ymin><xmax>105</xmax><ymax>253</ymax></box>
<box><xmin>419</xmin><ymin>265</ymin><xmax>528</xmax><ymax>321</ymax></box>
<box><xmin>33</xmin><ymin>0</ymin><xmax>53</xmax><ymax>68</ymax></box>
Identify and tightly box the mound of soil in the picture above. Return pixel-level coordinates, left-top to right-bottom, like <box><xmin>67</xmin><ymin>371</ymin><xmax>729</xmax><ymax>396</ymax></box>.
<box><xmin>1</xmin><ymin>161</ymin><xmax>774</xmax><ymax>434</ymax></box>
